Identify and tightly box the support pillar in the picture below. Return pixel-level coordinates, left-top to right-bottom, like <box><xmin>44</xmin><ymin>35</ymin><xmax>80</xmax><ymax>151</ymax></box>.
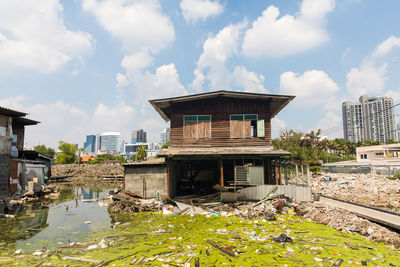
<box><xmin>295</xmin><ymin>165</ymin><xmax>299</xmax><ymax>185</ymax></box>
<box><xmin>306</xmin><ymin>164</ymin><xmax>311</xmax><ymax>187</ymax></box>
<box><xmin>219</xmin><ymin>159</ymin><xmax>224</xmax><ymax>187</ymax></box>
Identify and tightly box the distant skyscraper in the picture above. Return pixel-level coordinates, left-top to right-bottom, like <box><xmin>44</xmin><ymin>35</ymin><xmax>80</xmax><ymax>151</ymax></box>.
<box><xmin>342</xmin><ymin>95</ymin><xmax>396</xmax><ymax>143</ymax></box>
<box><xmin>131</xmin><ymin>129</ymin><xmax>147</xmax><ymax>143</ymax></box>
<box><xmin>83</xmin><ymin>135</ymin><xmax>96</xmax><ymax>153</ymax></box>
<box><xmin>160</xmin><ymin>127</ymin><xmax>170</xmax><ymax>147</ymax></box>
<box><xmin>101</xmin><ymin>132</ymin><xmax>120</xmax><ymax>153</ymax></box>
<box><xmin>95</xmin><ymin>134</ymin><xmax>101</xmax><ymax>152</ymax></box>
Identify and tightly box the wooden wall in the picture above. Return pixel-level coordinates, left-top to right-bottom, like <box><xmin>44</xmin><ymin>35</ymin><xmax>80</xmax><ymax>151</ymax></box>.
<box><xmin>170</xmin><ymin>97</ymin><xmax>272</xmax><ymax>148</ymax></box>
<box><xmin>12</xmin><ymin>122</ymin><xmax>25</xmax><ymax>151</ymax></box>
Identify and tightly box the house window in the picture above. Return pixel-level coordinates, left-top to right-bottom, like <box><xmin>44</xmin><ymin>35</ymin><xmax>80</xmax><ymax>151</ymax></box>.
<box><xmin>230</xmin><ymin>114</ymin><xmax>258</xmax><ymax>138</ymax></box>
<box><xmin>183</xmin><ymin>115</ymin><xmax>211</xmax><ymax>139</ymax></box>
<box><xmin>361</xmin><ymin>154</ymin><xmax>368</xmax><ymax>159</ymax></box>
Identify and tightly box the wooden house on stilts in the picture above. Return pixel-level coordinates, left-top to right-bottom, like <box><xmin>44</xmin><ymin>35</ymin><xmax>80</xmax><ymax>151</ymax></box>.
<box><xmin>124</xmin><ymin>90</ymin><xmax>297</xmax><ymax>199</ymax></box>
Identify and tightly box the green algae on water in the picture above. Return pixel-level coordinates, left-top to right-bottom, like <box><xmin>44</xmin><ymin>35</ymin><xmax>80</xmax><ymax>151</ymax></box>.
<box><xmin>4</xmin><ymin>212</ymin><xmax>400</xmax><ymax>266</ymax></box>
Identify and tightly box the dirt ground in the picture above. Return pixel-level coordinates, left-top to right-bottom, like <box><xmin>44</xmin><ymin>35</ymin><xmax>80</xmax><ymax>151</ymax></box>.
<box><xmin>312</xmin><ymin>173</ymin><xmax>400</xmax><ymax>212</ymax></box>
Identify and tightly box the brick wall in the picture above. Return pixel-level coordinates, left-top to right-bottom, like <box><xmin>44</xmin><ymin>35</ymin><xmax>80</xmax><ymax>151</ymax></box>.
<box><xmin>0</xmin><ymin>154</ymin><xmax>10</xmax><ymax>196</ymax></box>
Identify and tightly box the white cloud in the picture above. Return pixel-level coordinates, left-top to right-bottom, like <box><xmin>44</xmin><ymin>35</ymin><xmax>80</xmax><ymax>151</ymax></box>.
<box><xmin>231</xmin><ymin>66</ymin><xmax>267</xmax><ymax>93</ymax></box>
<box><xmin>346</xmin><ymin>61</ymin><xmax>387</xmax><ymax>97</ymax></box>
<box><xmin>279</xmin><ymin>70</ymin><xmax>340</xmax><ymax>107</ymax></box>
<box><xmin>372</xmin><ymin>35</ymin><xmax>400</xmax><ymax>58</ymax></box>
<box><xmin>271</xmin><ymin>118</ymin><xmax>287</xmax><ymax>138</ymax></box>
<box><xmin>180</xmin><ymin>0</ymin><xmax>223</xmax><ymax>23</ymax></box>
<box><xmin>242</xmin><ymin>0</ymin><xmax>335</xmax><ymax>58</ymax></box>
<box><xmin>0</xmin><ymin>96</ymin><xmax>135</xmax><ymax>148</ymax></box>
<box><xmin>82</xmin><ymin>0</ymin><xmax>174</xmax><ymax>54</ymax></box>
<box><xmin>192</xmin><ymin>21</ymin><xmax>250</xmax><ymax>91</ymax></box>
<box><xmin>0</xmin><ymin>0</ymin><xmax>93</xmax><ymax>73</ymax></box>
<box><xmin>386</xmin><ymin>90</ymin><xmax>400</xmax><ymax>103</ymax></box>
<box><xmin>316</xmin><ymin>111</ymin><xmax>342</xmax><ymax>139</ymax></box>
<box><xmin>118</xmin><ymin>62</ymin><xmax>187</xmax><ymax>104</ymax></box>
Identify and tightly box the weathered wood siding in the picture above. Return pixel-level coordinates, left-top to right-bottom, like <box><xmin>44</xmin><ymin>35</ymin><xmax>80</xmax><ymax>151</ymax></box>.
<box><xmin>170</xmin><ymin>97</ymin><xmax>272</xmax><ymax>148</ymax></box>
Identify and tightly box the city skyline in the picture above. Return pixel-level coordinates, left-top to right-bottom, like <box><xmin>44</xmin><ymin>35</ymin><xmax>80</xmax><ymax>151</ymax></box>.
<box><xmin>1</xmin><ymin>0</ymin><xmax>400</xmax><ymax>148</ymax></box>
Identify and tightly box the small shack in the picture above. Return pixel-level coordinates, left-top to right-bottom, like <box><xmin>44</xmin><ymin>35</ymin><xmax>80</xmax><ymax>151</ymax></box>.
<box><xmin>123</xmin><ymin>90</ymin><xmax>308</xmax><ymax>200</ymax></box>
<box><xmin>0</xmin><ymin>106</ymin><xmax>49</xmax><ymax>196</ymax></box>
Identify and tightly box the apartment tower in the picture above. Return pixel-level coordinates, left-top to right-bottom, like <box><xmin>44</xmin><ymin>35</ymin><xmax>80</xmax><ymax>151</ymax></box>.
<box><xmin>342</xmin><ymin>95</ymin><xmax>396</xmax><ymax>143</ymax></box>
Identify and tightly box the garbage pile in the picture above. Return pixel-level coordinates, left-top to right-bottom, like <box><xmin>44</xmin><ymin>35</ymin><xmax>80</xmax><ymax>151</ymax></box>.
<box><xmin>51</xmin><ymin>164</ymin><xmax>124</xmax><ymax>183</ymax></box>
<box><xmin>108</xmin><ymin>190</ymin><xmax>163</xmax><ymax>213</ymax></box>
<box><xmin>107</xmin><ymin>188</ymin><xmax>400</xmax><ymax>247</ymax></box>
<box><xmin>312</xmin><ymin>173</ymin><xmax>400</xmax><ymax>212</ymax></box>
<box><xmin>300</xmin><ymin>202</ymin><xmax>400</xmax><ymax>246</ymax></box>
<box><xmin>5</xmin><ymin>184</ymin><xmax>60</xmax><ymax>204</ymax></box>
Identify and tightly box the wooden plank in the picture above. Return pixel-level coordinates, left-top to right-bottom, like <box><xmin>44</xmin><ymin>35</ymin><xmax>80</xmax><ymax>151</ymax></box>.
<box><xmin>169</xmin><ymin>97</ymin><xmax>273</xmax><ymax>148</ymax></box>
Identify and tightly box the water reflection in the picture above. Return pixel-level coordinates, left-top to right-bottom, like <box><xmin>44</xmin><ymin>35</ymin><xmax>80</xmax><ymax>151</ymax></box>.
<box><xmin>0</xmin><ymin>186</ymin><xmax>115</xmax><ymax>253</ymax></box>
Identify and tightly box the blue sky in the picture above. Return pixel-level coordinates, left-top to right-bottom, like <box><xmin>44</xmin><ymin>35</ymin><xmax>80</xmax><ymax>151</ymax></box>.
<box><xmin>1</xmin><ymin>0</ymin><xmax>400</xmax><ymax>148</ymax></box>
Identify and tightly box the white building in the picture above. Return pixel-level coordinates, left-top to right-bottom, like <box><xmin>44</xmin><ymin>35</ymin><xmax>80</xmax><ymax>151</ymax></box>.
<box><xmin>100</xmin><ymin>132</ymin><xmax>120</xmax><ymax>154</ymax></box>
<box><xmin>342</xmin><ymin>95</ymin><xmax>396</xmax><ymax>143</ymax></box>
<box><xmin>160</xmin><ymin>128</ymin><xmax>170</xmax><ymax>147</ymax></box>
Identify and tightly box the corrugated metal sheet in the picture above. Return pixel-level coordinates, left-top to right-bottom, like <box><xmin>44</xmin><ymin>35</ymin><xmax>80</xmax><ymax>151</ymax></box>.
<box><xmin>249</xmin><ymin>166</ymin><xmax>263</xmax><ymax>185</ymax></box>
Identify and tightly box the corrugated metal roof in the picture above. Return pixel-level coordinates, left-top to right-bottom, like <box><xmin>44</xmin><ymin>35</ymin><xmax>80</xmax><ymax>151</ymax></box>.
<box><xmin>123</xmin><ymin>158</ymin><xmax>166</xmax><ymax>166</ymax></box>
<box><xmin>0</xmin><ymin>106</ymin><xmax>28</xmax><ymax>117</ymax></box>
<box><xmin>149</xmin><ymin>90</ymin><xmax>295</xmax><ymax>122</ymax></box>
<box><xmin>13</xmin><ymin>117</ymin><xmax>40</xmax><ymax>125</ymax></box>
<box><xmin>157</xmin><ymin>147</ymin><xmax>290</xmax><ymax>157</ymax></box>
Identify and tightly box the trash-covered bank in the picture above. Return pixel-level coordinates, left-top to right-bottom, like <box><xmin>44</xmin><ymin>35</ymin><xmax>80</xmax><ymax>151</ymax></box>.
<box><xmin>1</xmin><ymin>211</ymin><xmax>399</xmax><ymax>266</ymax></box>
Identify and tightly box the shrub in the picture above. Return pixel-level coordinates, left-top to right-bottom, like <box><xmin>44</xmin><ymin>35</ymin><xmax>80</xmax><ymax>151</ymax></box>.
<box><xmin>310</xmin><ymin>165</ymin><xmax>320</xmax><ymax>174</ymax></box>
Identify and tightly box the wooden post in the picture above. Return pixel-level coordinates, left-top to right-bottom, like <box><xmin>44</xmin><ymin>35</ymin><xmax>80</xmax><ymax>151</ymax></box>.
<box><xmin>219</xmin><ymin>159</ymin><xmax>224</xmax><ymax>187</ymax></box>
<box><xmin>295</xmin><ymin>165</ymin><xmax>299</xmax><ymax>185</ymax></box>
<box><xmin>275</xmin><ymin>164</ymin><xmax>279</xmax><ymax>185</ymax></box>
<box><xmin>306</xmin><ymin>164</ymin><xmax>311</xmax><ymax>187</ymax></box>
<box><xmin>234</xmin><ymin>166</ymin><xmax>237</xmax><ymax>192</ymax></box>
<box><xmin>278</xmin><ymin>160</ymin><xmax>281</xmax><ymax>185</ymax></box>
<box><xmin>167</xmin><ymin>159</ymin><xmax>171</xmax><ymax>198</ymax></box>
<box><xmin>284</xmin><ymin>165</ymin><xmax>288</xmax><ymax>185</ymax></box>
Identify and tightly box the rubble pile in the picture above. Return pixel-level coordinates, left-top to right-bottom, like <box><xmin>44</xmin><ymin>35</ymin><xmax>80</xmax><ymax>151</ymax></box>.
<box><xmin>107</xmin><ymin>188</ymin><xmax>400</xmax><ymax>247</ymax></box>
<box><xmin>300</xmin><ymin>202</ymin><xmax>400</xmax><ymax>246</ymax></box>
<box><xmin>212</xmin><ymin>198</ymin><xmax>400</xmax><ymax>247</ymax></box>
<box><xmin>51</xmin><ymin>164</ymin><xmax>124</xmax><ymax>182</ymax></box>
<box><xmin>312</xmin><ymin>173</ymin><xmax>400</xmax><ymax>212</ymax></box>
<box><xmin>108</xmin><ymin>190</ymin><xmax>162</xmax><ymax>213</ymax></box>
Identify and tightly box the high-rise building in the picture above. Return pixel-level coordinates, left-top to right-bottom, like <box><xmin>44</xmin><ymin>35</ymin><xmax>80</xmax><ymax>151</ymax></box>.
<box><xmin>160</xmin><ymin>127</ymin><xmax>170</xmax><ymax>147</ymax></box>
<box><xmin>131</xmin><ymin>129</ymin><xmax>147</xmax><ymax>144</ymax></box>
<box><xmin>101</xmin><ymin>132</ymin><xmax>120</xmax><ymax>153</ymax></box>
<box><xmin>83</xmin><ymin>135</ymin><xmax>96</xmax><ymax>153</ymax></box>
<box><xmin>342</xmin><ymin>95</ymin><xmax>396</xmax><ymax>143</ymax></box>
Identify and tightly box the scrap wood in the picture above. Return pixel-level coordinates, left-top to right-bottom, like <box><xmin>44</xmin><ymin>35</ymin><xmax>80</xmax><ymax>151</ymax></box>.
<box><xmin>332</xmin><ymin>258</ymin><xmax>344</xmax><ymax>267</ymax></box>
<box><xmin>344</xmin><ymin>242</ymin><xmax>359</xmax><ymax>250</ymax></box>
<box><xmin>177</xmin><ymin>207</ymin><xmax>191</xmax><ymax>215</ymax></box>
<box><xmin>134</xmin><ymin>256</ymin><xmax>145</xmax><ymax>266</ymax></box>
<box><xmin>95</xmin><ymin>252</ymin><xmax>137</xmax><ymax>267</ymax></box>
<box><xmin>206</xmin><ymin>240</ymin><xmax>235</xmax><ymax>258</ymax></box>
<box><xmin>62</xmin><ymin>256</ymin><xmax>103</xmax><ymax>264</ymax></box>
<box><xmin>245</xmin><ymin>185</ymin><xmax>278</xmax><ymax>211</ymax></box>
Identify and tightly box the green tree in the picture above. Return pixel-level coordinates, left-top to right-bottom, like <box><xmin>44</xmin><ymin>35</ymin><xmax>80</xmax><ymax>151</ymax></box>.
<box><xmin>87</xmin><ymin>154</ymin><xmax>126</xmax><ymax>164</ymax></box>
<box><xmin>136</xmin><ymin>145</ymin><xmax>147</xmax><ymax>161</ymax></box>
<box><xmin>55</xmin><ymin>141</ymin><xmax>78</xmax><ymax>164</ymax></box>
<box><xmin>161</xmin><ymin>141</ymin><xmax>170</xmax><ymax>149</ymax></box>
<box><xmin>34</xmin><ymin>145</ymin><xmax>55</xmax><ymax>159</ymax></box>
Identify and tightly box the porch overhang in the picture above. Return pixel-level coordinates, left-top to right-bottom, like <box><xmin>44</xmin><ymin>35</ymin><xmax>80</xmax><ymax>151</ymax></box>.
<box><xmin>157</xmin><ymin>147</ymin><xmax>290</xmax><ymax>159</ymax></box>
